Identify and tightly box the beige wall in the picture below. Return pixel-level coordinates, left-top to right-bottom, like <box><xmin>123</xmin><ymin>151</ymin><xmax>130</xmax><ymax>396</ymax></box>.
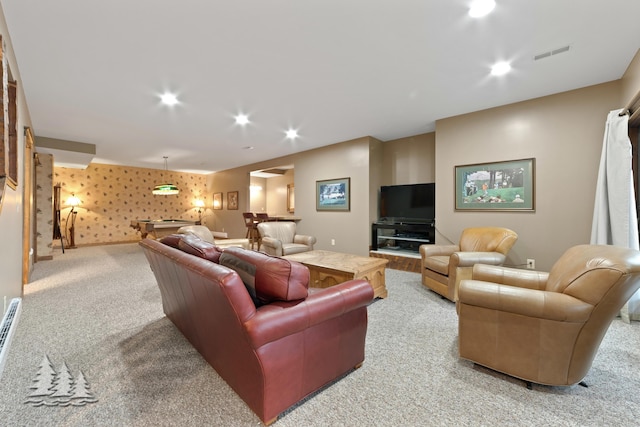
<box><xmin>0</xmin><ymin>5</ymin><xmax>33</xmax><ymax>306</ymax></box>
<box><xmin>53</xmin><ymin>163</ymin><xmax>209</xmax><ymax>245</ymax></box>
<box><xmin>266</xmin><ymin>169</ymin><xmax>294</xmax><ymax>216</ymax></box>
<box><xmin>248</xmin><ymin>169</ymin><xmax>294</xmax><ymax>216</ymax></box>
<box><xmin>294</xmin><ymin>137</ymin><xmax>373</xmax><ymax>256</ymax></box>
<box><xmin>621</xmin><ymin>49</ymin><xmax>640</xmax><ymax>109</ymax></box>
<box><xmin>210</xmin><ymin>137</ymin><xmax>377</xmax><ymax>256</ymax></box>
<box><xmin>381</xmin><ymin>132</ymin><xmax>436</xmax><ymax>185</ymax></box>
<box><xmin>35</xmin><ymin>153</ymin><xmax>54</xmax><ymax>258</ymax></box>
<box><xmin>249</xmin><ymin>176</ymin><xmax>267</xmax><ymax>214</ymax></box>
<box><xmin>435</xmin><ymin>81</ymin><xmax>622</xmax><ymax>271</ymax></box>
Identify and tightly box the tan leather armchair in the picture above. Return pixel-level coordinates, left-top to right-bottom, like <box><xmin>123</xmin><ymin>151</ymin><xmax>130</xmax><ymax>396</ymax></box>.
<box><xmin>419</xmin><ymin>227</ymin><xmax>518</xmax><ymax>301</ymax></box>
<box><xmin>457</xmin><ymin>244</ymin><xmax>640</xmax><ymax>387</ymax></box>
<box><xmin>257</xmin><ymin>221</ymin><xmax>316</xmax><ymax>256</ymax></box>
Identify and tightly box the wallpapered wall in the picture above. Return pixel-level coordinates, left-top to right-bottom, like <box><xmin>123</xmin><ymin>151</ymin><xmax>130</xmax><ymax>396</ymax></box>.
<box><xmin>53</xmin><ymin>163</ymin><xmax>209</xmax><ymax>246</ymax></box>
<box><xmin>35</xmin><ymin>153</ymin><xmax>54</xmax><ymax>258</ymax></box>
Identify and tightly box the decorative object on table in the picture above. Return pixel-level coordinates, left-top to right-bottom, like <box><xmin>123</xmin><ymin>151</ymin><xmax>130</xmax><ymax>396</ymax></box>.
<box><xmin>212</xmin><ymin>192</ymin><xmax>223</xmax><ymax>210</ymax></box>
<box><xmin>316</xmin><ymin>177</ymin><xmax>350</xmax><ymax>211</ymax></box>
<box><xmin>152</xmin><ymin>156</ymin><xmax>179</xmax><ymax>195</ymax></box>
<box><xmin>227</xmin><ymin>191</ymin><xmax>238</xmax><ymax>210</ymax></box>
<box><xmin>65</xmin><ymin>193</ymin><xmax>81</xmax><ymax>249</ymax></box>
<box><xmin>455</xmin><ymin>158</ymin><xmax>535</xmax><ymax>211</ymax></box>
<box><xmin>194</xmin><ymin>199</ymin><xmax>205</xmax><ymax>221</ymax></box>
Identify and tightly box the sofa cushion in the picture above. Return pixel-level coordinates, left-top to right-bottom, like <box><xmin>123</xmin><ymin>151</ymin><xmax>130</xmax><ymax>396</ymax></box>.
<box><xmin>423</xmin><ymin>255</ymin><xmax>450</xmax><ymax>276</ymax></box>
<box><xmin>177</xmin><ymin>234</ymin><xmax>223</xmax><ymax>263</ymax></box>
<box><xmin>219</xmin><ymin>247</ymin><xmax>309</xmax><ymax>306</ymax></box>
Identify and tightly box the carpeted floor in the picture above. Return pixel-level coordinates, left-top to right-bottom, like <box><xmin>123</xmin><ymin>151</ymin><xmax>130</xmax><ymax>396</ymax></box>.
<box><xmin>0</xmin><ymin>243</ymin><xmax>639</xmax><ymax>426</ymax></box>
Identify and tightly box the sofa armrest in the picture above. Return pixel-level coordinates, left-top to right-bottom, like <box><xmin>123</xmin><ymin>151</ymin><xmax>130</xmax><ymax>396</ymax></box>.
<box><xmin>293</xmin><ymin>234</ymin><xmax>316</xmax><ymax>247</ymax></box>
<box><xmin>244</xmin><ymin>279</ymin><xmax>374</xmax><ymax>348</ymax></box>
<box><xmin>420</xmin><ymin>244</ymin><xmax>459</xmax><ymax>258</ymax></box>
<box><xmin>471</xmin><ymin>264</ymin><xmax>549</xmax><ymax>290</ymax></box>
<box><xmin>260</xmin><ymin>237</ymin><xmax>283</xmax><ymax>255</ymax></box>
<box><xmin>450</xmin><ymin>252</ymin><xmax>506</xmax><ymax>268</ymax></box>
<box><xmin>458</xmin><ymin>280</ymin><xmax>592</xmax><ymax>322</ymax></box>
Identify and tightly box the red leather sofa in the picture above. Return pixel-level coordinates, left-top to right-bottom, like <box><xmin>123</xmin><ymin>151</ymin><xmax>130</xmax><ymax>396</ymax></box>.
<box><xmin>139</xmin><ymin>234</ymin><xmax>374</xmax><ymax>425</ymax></box>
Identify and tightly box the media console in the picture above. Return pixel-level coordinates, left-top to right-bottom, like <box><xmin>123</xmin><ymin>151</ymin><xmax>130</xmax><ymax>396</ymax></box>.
<box><xmin>371</xmin><ymin>221</ymin><xmax>435</xmax><ymax>253</ymax></box>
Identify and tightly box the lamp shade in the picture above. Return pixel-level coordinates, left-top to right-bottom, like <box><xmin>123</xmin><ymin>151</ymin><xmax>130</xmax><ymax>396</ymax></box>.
<box><xmin>66</xmin><ymin>194</ymin><xmax>81</xmax><ymax>207</ymax></box>
<box><xmin>152</xmin><ymin>184</ymin><xmax>180</xmax><ymax>195</ymax></box>
<box><xmin>153</xmin><ymin>156</ymin><xmax>180</xmax><ymax>195</ymax></box>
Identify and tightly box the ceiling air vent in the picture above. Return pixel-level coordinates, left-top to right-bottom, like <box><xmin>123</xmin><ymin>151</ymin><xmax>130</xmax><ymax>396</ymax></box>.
<box><xmin>534</xmin><ymin>45</ymin><xmax>570</xmax><ymax>61</ymax></box>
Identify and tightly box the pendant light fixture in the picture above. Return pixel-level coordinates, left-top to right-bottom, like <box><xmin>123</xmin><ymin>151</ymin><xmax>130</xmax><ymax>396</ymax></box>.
<box><xmin>152</xmin><ymin>156</ymin><xmax>179</xmax><ymax>195</ymax></box>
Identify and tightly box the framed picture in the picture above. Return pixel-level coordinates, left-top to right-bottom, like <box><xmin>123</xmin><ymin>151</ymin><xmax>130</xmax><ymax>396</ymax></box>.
<box><xmin>316</xmin><ymin>177</ymin><xmax>350</xmax><ymax>211</ymax></box>
<box><xmin>287</xmin><ymin>183</ymin><xmax>295</xmax><ymax>213</ymax></box>
<box><xmin>227</xmin><ymin>191</ymin><xmax>238</xmax><ymax>210</ymax></box>
<box><xmin>213</xmin><ymin>192</ymin><xmax>223</xmax><ymax>210</ymax></box>
<box><xmin>455</xmin><ymin>158</ymin><xmax>535</xmax><ymax>211</ymax></box>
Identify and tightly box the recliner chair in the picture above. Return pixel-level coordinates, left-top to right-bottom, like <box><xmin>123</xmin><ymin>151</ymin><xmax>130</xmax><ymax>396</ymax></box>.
<box><xmin>257</xmin><ymin>221</ymin><xmax>316</xmax><ymax>256</ymax></box>
<box><xmin>457</xmin><ymin>244</ymin><xmax>640</xmax><ymax>387</ymax></box>
<box><xmin>419</xmin><ymin>227</ymin><xmax>518</xmax><ymax>301</ymax></box>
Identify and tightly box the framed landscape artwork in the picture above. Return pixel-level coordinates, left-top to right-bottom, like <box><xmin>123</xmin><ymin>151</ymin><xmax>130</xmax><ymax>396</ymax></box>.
<box><xmin>455</xmin><ymin>158</ymin><xmax>535</xmax><ymax>211</ymax></box>
<box><xmin>213</xmin><ymin>192</ymin><xmax>222</xmax><ymax>210</ymax></box>
<box><xmin>316</xmin><ymin>177</ymin><xmax>350</xmax><ymax>211</ymax></box>
<box><xmin>227</xmin><ymin>191</ymin><xmax>238</xmax><ymax>210</ymax></box>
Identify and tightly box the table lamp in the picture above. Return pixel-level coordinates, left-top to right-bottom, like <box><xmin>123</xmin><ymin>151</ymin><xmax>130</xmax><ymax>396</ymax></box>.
<box><xmin>194</xmin><ymin>199</ymin><xmax>205</xmax><ymax>222</ymax></box>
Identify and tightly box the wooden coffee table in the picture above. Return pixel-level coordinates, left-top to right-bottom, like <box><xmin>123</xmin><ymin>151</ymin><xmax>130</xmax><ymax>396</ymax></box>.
<box><xmin>284</xmin><ymin>250</ymin><xmax>388</xmax><ymax>298</ymax></box>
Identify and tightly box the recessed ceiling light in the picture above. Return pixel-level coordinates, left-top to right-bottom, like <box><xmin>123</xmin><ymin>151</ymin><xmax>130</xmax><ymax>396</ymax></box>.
<box><xmin>243</xmin><ymin>146</ymin><xmax>255</xmax><ymax>150</ymax></box>
<box><xmin>490</xmin><ymin>61</ymin><xmax>511</xmax><ymax>76</ymax></box>
<box><xmin>160</xmin><ymin>92</ymin><xmax>179</xmax><ymax>106</ymax></box>
<box><xmin>235</xmin><ymin>114</ymin><xmax>250</xmax><ymax>125</ymax></box>
<box><xmin>469</xmin><ymin>0</ymin><xmax>496</xmax><ymax>18</ymax></box>
<box><xmin>285</xmin><ymin>129</ymin><xmax>298</xmax><ymax>139</ymax></box>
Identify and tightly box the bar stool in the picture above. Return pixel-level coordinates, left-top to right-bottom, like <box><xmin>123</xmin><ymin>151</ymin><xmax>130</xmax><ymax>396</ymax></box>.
<box><xmin>256</xmin><ymin>213</ymin><xmax>270</xmax><ymax>222</ymax></box>
<box><xmin>242</xmin><ymin>212</ymin><xmax>260</xmax><ymax>249</ymax></box>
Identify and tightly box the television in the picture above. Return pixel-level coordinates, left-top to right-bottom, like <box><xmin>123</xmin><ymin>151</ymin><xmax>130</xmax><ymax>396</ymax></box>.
<box><xmin>379</xmin><ymin>183</ymin><xmax>435</xmax><ymax>223</ymax></box>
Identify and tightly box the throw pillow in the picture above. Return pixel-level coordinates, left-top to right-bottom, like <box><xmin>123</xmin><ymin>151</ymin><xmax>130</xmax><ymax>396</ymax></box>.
<box><xmin>178</xmin><ymin>234</ymin><xmax>223</xmax><ymax>263</ymax></box>
<box><xmin>160</xmin><ymin>234</ymin><xmax>183</xmax><ymax>248</ymax></box>
<box><xmin>219</xmin><ymin>247</ymin><xmax>309</xmax><ymax>306</ymax></box>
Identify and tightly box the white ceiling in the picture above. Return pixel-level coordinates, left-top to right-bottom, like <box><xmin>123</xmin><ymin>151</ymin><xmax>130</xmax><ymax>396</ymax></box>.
<box><xmin>2</xmin><ymin>1</ymin><xmax>639</xmax><ymax>173</ymax></box>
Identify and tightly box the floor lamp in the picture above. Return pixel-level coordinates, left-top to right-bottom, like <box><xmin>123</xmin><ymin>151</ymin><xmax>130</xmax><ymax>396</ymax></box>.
<box><xmin>65</xmin><ymin>193</ymin><xmax>81</xmax><ymax>249</ymax></box>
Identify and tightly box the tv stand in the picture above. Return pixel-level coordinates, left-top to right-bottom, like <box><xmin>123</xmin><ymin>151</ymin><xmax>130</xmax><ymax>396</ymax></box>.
<box><xmin>370</xmin><ymin>221</ymin><xmax>434</xmax><ymax>273</ymax></box>
<box><xmin>371</xmin><ymin>221</ymin><xmax>434</xmax><ymax>251</ymax></box>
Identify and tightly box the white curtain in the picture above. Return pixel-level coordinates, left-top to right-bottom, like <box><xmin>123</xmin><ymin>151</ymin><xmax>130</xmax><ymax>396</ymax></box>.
<box><xmin>591</xmin><ymin>108</ymin><xmax>640</xmax><ymax>322</ymax></box>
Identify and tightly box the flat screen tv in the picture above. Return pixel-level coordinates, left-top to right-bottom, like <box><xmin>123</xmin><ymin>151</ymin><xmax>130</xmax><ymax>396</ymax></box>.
<box><xmin>379</xmin><ymin>183</ymin><xmax>435</xmax><ymax>223</ymax></box>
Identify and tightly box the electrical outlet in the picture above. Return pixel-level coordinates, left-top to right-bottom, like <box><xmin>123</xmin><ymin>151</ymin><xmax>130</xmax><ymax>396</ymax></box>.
<box><xmin>527</xmin><ymin>258</ymin><xmax>535</xmax><ymax>269</ymax></box>
<box><xmin>331</xmin><ymin>239</ymin><xmax>336</xmax><ymax>246</ymax></box>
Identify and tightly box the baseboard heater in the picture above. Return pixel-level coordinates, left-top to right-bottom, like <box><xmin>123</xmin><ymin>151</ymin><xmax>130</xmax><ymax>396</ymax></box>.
<box><xmin>0</xmin><ymin>298</ymin><xmax>22</xmax><ymax>380</ymax></box>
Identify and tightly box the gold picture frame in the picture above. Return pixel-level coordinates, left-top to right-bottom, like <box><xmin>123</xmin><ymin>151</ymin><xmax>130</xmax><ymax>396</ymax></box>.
<box><xmin>287</xmin><ymin>184</ymin><xmax>295</xmax><ymax>213</ymax></box>
<box><xmin>227</xmin><ymin>191</ymin><xmax>238</xmax><ymax>210</ymax></box>
<box><xmin>213</xmin><ymin>192</ymin><xmax>223</xmax><ymax>210</ymax></box>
